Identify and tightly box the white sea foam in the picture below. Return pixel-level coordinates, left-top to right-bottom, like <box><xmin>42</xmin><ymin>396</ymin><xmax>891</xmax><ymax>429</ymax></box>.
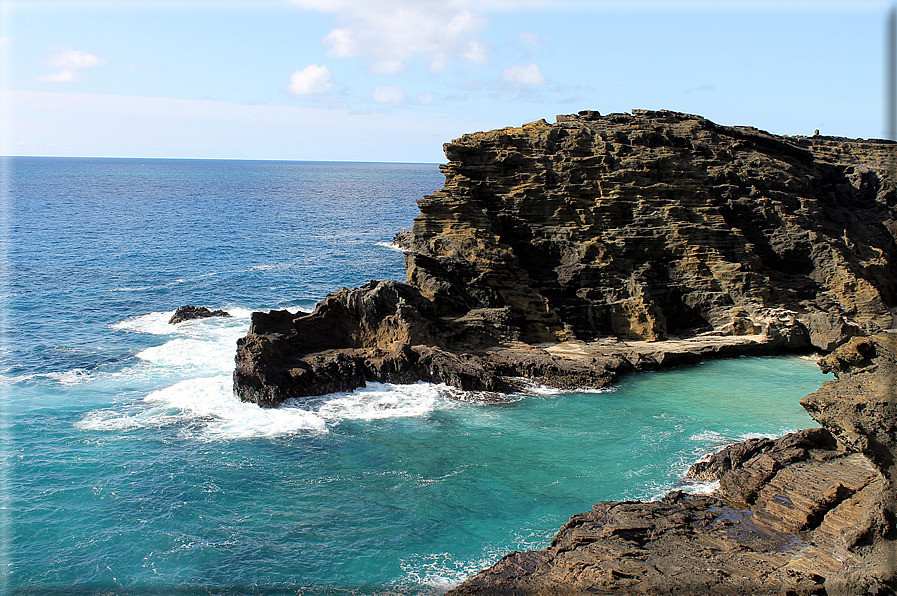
<box><xmin>508</xmin><ymin>377</ymin><xmax>616</xmax><ymax>397</ymax></box>
<box><xmin>77</xmin><ymin>375</ymin><xmax>327</xmax><ymax>439</ymax></box>
<box><xmin>136</xmin><ymin>337</ymin><xmax>236</xmax><ymax>370</ymax></box>
<box><xmin>375</xmin><ymin>240</ymin><xmax>407</xmax><ymax>253</ymax></box>
<box><xmin>112</xmin><ymin>307</ymin><xmax>252</xmax><ymax>336</ymax></box>
<box><xmin>399</xmin><ymin>551</ymin><xmax>504</xmax><ymax>591</ymax></box>
<box><xmin>310</xmin><ymin>382</ymin><xmax>447</xmax><ymax>421</ymax></box>
<box><xmin>284</xmin><ymin>305</ymin><xmax>314</xmax><ymax>314</ymax></box>
<box><xmin>82</xmin><ymin>307</ymin><xmax>335</xmax><ymax>439</ymax></box>
<box><xmin>45</xmin><ymin>368</ymin><xmax>92</xmax><ymax>386</ymax></box>
<box><xmin>112</xmin><ymin>311</ymin><xmax>178</xmax><ymax>335</ymax></box>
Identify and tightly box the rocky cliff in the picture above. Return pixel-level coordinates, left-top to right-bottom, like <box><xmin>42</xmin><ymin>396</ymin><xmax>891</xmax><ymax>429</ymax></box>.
<box><xmin>234</xmin><ymin>110</ymin><xmax>896</xmax><ymax>406</ymax></box>
<box><xmin>406</xmin><ymin>110</ymin><xmax>896</xmax><ymax>348</ymax></box>
<box><xmin>448</xmin><ymin>334</ymin><xmax>897</xmax><ymax>595</ymax></box>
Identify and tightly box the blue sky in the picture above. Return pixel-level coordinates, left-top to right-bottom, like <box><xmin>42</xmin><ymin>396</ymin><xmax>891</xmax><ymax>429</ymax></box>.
<box><xmin>0</xmin><ymin>0</ymin><xmax>892</xmax><ymax>162</ymax></box>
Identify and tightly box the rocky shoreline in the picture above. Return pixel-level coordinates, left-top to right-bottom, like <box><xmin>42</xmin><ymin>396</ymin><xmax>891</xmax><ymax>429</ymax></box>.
<box><xmin>448</xmin><ymin>335</ymin><xmax>897</xmax><ymax>595</ymax></box>
<box><xmin>230</xmin><ymin>110</ymin><xmax>896</xmax><ymax>591</ymax></box>
<box><xmin>234</xmin><ymin>110</ymin><xmax>895</xmax><ymax>405</ymax></box>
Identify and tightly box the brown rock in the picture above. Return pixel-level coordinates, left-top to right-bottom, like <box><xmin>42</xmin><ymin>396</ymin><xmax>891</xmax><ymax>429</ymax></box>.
<box><xmin>234</xmin><ymin>111</ymin><xmax>897</xmax><ymax>405</ymax></box>
<box><xmin>406</xmin><ymin>110</ymin><xmax>896</xmax><ymax>347</ymax></box>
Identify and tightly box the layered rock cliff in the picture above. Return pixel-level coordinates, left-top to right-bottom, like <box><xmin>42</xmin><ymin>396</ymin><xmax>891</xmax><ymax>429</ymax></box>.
<box><xmin>406</xmin><ymin>110</ymin><xmax>896</xmax><ymax>348</ymax></box>
<box><xmin>448</xmin><ymin>334</ymin><xmax>897</xmax><ymax>595</ymax></box>
<box><xmin>234</xmin><ymin>110</ymin><xmax>896</xmax><ymax>405</ymax></box>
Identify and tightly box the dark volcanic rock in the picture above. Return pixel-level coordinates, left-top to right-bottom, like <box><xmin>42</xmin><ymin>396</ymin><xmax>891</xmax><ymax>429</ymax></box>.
<box><xmin>233</xmin><ymin>280</ymin><xmax>523</xmax><ymax>406</ymax></box>
<box><xmin>234</xmin><ymin>110</ymin><xmax>897</xmax><ymax>404</ymax></box>
<box><xmin>169</xmin><ymin>305</ymin><xmax>231</xmax><ymax>324</ymax></box>
<box><xmin>448</xmin><ymin>335</ymin><xmax>897</xmax><ymax>595</ymax></box>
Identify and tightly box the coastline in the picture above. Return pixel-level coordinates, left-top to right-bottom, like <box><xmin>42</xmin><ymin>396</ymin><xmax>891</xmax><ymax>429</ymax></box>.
<box><xmin>448</xmin><ymin>335</ymin><xmax>897</xmax><ymax>595</ymax></box>
<box><xmin>229</xmin><ymin>110</ymin><xmax>897</xmax><ymax>591</ymax></box>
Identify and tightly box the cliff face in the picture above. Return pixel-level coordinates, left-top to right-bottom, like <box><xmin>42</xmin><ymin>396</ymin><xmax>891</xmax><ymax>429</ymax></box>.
<box><xmin>234</xmin><ymin>111</ymin><xmax>897</xmax><ymax>405</ymax></box>
<box><xmin>406</xmin><ymin>110</ymin><xmax>896</xmax><ymax>348</ymax></box>
<box><xmin>448</xmin><ymin>334</ymin><xmax>897</xmax><ymax>595</ymax></box>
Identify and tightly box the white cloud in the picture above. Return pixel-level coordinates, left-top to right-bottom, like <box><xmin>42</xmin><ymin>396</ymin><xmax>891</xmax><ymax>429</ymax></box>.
<box><xmin>322</xmin><ymin>28</ymin><xmax>357</xmax><ymax>59</ymax></box>
<box><xmin>373</xmin><ymin>84</ymin><xmax>405</xmax><ymax>104</ymax></box>
<box><xmin>501</xmin><ymin>63</ymin><xmax>547</xmax><ymax>86</ymax></box>
<box><xmin>292</xmin><ymin>0</ymin><xmax>491</xmax><ymax>74</ymax></box>
<box><xmin>416</xmin><ymin>91</ymin><xmax>437</xmax><ymax>105</ymax></box>
<box><xmin>287</xmin><ymin>64</ymin><xmax>335</xmax><ymax>95</ymax></box>
<box><xmin>46</xmin><ymin>49</ymin><xmax>106</xmax><ymax>70</ymax></box>
<box><xmin>38</xmin><ymin>48</ymin><xmax>106</xmax><ymax>83</ymax></box>
<box><xmin>36</xmin><ymin>70</ymin><xmax>85</xmax><ymax>83</ymax></box>
<box><xmin>0</xmin><ymin>37</ymin><xmax>11</xmax><ymax>51</ymax></box>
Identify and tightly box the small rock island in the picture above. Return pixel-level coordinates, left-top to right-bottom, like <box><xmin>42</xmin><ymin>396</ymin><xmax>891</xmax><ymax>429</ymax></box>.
<box><xmin>233</xmin><ymin>110</ymin><xmax>896</xmax><ymax>593</ymax></box>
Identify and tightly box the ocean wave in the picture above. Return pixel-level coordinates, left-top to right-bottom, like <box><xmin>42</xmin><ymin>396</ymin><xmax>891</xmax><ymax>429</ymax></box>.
<box><xmin>112</xmin><ymin>310</ymin><xmax>178</xmax><ymax>335</ymax></box>
<box><xmin>77</xmin><ymin>375</ymin><xmax>327</xmax><ymax>439</ymax></box>
<box><xmin>513</xmin><ymin>378</ymin><xmax>616</xmax><ymax>397</ymax></box>
<box><xmin>375</xmin><ymin>240</ymin><xmax>408</xmax><ymax>253</ymax></box>
<box><xmin>307</xmin><ymin>382</ymin><xmax>448</xmax><ymax>421</ymax></box>
<box><xmin>0</xmin><ymin>367</ymin><xmax>97</xmax><ymax>388</ymax></box>
<box><xmin>136</xmin><ymin>337</ymin><xmax>238</xmax><ymax>370</ymax></box>
<box><xmin>398</xmin><ymin>550</ymin><xmax>506</xmax><ymax>591</ymax></box>
<box><xmin>113</xmin><ymin>307</ymin><xmax>252</xmax><ymax>335</ymax></box>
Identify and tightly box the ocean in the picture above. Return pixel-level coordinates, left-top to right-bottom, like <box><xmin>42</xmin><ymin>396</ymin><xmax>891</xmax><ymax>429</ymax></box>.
<box><xmin>2</xmin><ymin>157</ymin><xmax>825</xmax><ymax>594</ymax></box>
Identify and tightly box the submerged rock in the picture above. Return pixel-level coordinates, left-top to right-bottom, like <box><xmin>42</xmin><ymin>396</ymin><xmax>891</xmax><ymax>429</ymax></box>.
<box><xmin>169</xmin><ymin>305</ymin><xmax>231</xmax><ymax>324</ymax></box>
<box><xmin>448</xmin><ymin>334</ymin><xmax>897</xmax><ymax>595</ymax></box>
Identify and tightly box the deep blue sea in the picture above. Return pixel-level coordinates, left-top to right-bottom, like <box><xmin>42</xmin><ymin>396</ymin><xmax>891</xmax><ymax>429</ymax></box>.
<box><xmin>2</xmin><ymin>157</ymin><xmax>825</xmax><ymax>594</ymax></box>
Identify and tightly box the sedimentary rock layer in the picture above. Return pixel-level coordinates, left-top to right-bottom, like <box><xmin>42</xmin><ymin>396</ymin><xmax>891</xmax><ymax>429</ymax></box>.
<box><xmin>234</xmin><ymin>110</ymin><xmax>896</xmax><ymax>405</ymax></box>
<box><xmin>406</xmin><ymin>110</ymin><xmax>897</xmax><ymax>347</ymax></box>
<box><xmin>448</xmin><ymin>334</ymin><xmax>897</xmax><ymax>595</ymax></box>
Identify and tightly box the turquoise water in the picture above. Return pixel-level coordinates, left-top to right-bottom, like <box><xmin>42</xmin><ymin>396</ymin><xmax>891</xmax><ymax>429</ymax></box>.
<box><xmin>3</xmin><ymin>158</ymin><xmax>824</xmax><ymax>594</ymax></box>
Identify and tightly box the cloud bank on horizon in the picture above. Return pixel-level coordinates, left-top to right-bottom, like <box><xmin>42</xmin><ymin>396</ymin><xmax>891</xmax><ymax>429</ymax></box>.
<box><xmin>0</xmin><ymin>0</ymin><xmax>892</xmax><ymax>161</ymax></box>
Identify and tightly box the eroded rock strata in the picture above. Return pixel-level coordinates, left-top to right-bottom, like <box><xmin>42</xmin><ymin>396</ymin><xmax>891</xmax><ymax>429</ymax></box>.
<box><xmin>448</xmin><ymin>335</ymin><xmax>897</xmax><ymax>595</ymax></box>
<box><xmin>405</xmin><ymin>110</ymin><xmax>896</xmax><ymax>347</ymax></box>
<box><xmin>234</xmin><ymin>110</ymin><xmax>896</xmax><ymax>405</ymax></box>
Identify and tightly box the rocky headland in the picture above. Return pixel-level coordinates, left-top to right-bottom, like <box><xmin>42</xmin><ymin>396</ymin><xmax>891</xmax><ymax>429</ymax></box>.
<box><xmin>231</xmin><ymin>110</ymin><xmax>896</xmax><ymax>590</ymax></box>
<box><xmin>234</xmin><ymin>110</ymin><xmax>896</xmax><ymax>406</ymax></box>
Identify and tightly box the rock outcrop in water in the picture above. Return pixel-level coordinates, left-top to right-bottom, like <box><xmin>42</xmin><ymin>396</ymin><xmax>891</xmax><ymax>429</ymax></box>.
<box><xmin>170</xmin><ymin>305</ymin><xmax>231</xmax><ymax>324</ymax></box>
<box><xmin>448</xmin><ymin>334</ymin><xmax>897</xmax><ymax>595</ymax></box>
<box><xmin>234</xmin><ymin>110</ymin><xmax>896</xmax><ymax>406</ymax></box>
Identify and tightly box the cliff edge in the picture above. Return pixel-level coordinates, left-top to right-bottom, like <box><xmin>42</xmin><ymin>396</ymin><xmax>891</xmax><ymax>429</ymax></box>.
<box><xmin>234</xmin><ymin>110</ymin><xmax>896</xmax><ymax>406</ymax></box>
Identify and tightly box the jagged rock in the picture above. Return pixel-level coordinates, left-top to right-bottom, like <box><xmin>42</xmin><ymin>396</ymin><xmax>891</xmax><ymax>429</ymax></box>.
<box><xmin>406</xmin><ymin>110</ymin><xmax>896</xmax><ymax>347</ymax></box>
<box><xmin>448</xmin><ymin>335</ymin><xmax>897</xmax><ymax>595</ymax></box>
<box><xmin>233</xmin><ymin>280</ymin><xmax>523</xmax><ymax>406</ymax></box>
<box><xmin>687</xmin><ymin>428</ymin><xmax>835</xmax><ymax>483</ymax></box>
<box><xmin>392</xmin><ymin>228</ymin><xmax>413</xmax><ymax>252</ymax></box>
<box><xmin>234</xmin><ymin>111</ymin><xmax>897</xmax><ymax>406</ymax></box>
<box><xmin>169</xmin><ymin>305</ymin><xmax>231</xmax><ymax>324</ymax></box>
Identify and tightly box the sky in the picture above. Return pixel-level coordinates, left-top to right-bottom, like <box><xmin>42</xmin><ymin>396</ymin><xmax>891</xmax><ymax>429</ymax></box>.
<box><xmin>0</xmin><ymin>0</ymin><xmax>893</xmax><ymax>163</ymax></box>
